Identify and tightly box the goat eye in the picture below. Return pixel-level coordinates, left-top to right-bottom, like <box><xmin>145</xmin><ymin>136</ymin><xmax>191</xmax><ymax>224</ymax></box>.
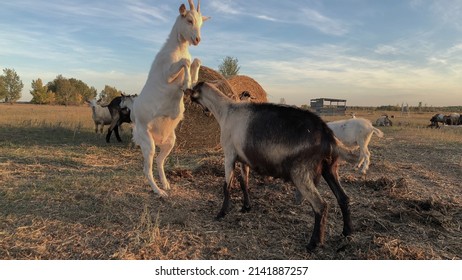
<box><xmin>187</xmin><ymin>19</ymin><xmax>193</xmax><ymax>25</ymax></box>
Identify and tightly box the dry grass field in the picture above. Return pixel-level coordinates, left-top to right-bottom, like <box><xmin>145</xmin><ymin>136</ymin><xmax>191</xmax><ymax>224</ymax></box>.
<box><xmin>0</xmin><ymin>103</ymin><xmax>461</xmax><ymax>259</ymax></box>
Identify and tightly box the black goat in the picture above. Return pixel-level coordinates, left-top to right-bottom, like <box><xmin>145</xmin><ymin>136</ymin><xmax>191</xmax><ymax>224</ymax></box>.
<box><xmin>104</xmin><ymin>96</ymin><xmax>132</xmax><ymax>143</ymax></box>
<box><xmin>185</xmin><ymin>82</ymin><xmax>354</xmax><ymax>251</ymax></box>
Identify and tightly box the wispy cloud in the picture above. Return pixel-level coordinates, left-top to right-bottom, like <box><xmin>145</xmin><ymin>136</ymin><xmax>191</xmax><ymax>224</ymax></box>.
<box><xmin>430</xmin><ymin>0</ymin><xmax>462</xmax><ymax>30</ymax></box>
<box><xmin>209</xmin><ymin>1</ymin><xmax>349</xmax><ymax>34</ymax></box>
<box><xmin>374</xmin><ymin>45</ymin><xmax>401</xmax><ymax>55</ymax></box>
<box><xmin>299</xmin><ymin>8</ymin><xmax>349</xmax><ymax>36</ymax></box>
<box><xmin>209</xmin><ymin>1</ymin><xmax>242</xmax><ymax>15</ymax></box>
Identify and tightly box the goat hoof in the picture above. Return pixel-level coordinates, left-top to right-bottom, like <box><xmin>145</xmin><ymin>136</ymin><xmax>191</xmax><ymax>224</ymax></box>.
<box><xmin>162</xmin><ymin>182</ymin><xmax>171</xmax><ymax>190</ymax></box>
<box><xmin>215</xmin><ymin>212</ymin><xmax>226</xmax><ymax>220</ymax></box>
<box><xmin>240</xmin><ymin>206</ymin><xmax>251</xmax><ymax>213</ymax></box>
<box><xmin>154</xmin><ymin>189</ymin><xmax>168</xmax><ymax>198</ymax></box>
<box><xmin>342</xmin><ymin>228</ymin><xmax>353</xmax><ymax>237</ymax></box>
<box><xmin>306</xmin><ymin>242</ymin><xmax>319</xmax><ymax>252</ymax></box>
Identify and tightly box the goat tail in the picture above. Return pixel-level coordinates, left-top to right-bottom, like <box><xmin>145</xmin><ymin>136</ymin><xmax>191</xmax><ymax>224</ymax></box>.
<box><xmin>333</xmin><ymin>136</ymin><xmax>357</xmax><ymax>163</ymax></box>
<box><xmin>372</xmin><ymin>127</ymin><xmax>384</xmax><ymax>138</ymax></box>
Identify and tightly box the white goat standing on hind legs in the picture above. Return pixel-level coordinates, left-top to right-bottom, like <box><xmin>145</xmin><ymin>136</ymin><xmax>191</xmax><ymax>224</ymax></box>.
<box><xmin>132</xmin><ymin>0</ymin><xmax>209</xmax><ymax>197</ymax></box>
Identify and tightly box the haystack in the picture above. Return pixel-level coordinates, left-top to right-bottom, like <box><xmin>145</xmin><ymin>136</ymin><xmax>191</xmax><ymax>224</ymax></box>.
<box><xmin>176</xmin><ymin>66</ymin><xmax>233</xmax><ymax>151</ymax></box>
<box><xmin>197</xmin><ymin>65</ymin><xmax>237</xmax><ymax>100</ymax></box>
<box><xmin>227</xmin><ymin>75</ymin><xmax>268</xmax><ymax>103</ymax></box>
<box><xmin>176</xmin><ymin>67</ymin><xmax>269</xmax><ymax>151</ymax></box>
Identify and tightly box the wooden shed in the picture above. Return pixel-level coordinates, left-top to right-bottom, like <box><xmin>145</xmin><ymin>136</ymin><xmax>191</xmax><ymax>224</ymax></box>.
<box><xmin>310</xmin><ymin>98</ymin><xmax>347</xmax><ymax>116</ymax></box>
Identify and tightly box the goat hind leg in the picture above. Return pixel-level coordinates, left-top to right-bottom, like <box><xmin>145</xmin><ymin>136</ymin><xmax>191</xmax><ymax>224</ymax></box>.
<box><xmin>156</xmin><ymin>134</ymin><xmax>176</xmax><ymax>190</ymax></box>
<box><xmin>237</xmin><ymin>163</ymin><xmax>251</xmax><ymax>212</ymax></box>
<box><xmin>291</xmin><ymin>169</ymin><xmax>328</xmax><ymax>251</ymax></box>
<box><xmin>360</xmin><ymin>149</ymin><xmax>371</xmax><ymax>174</ymax></box>
<box><xmin>139</xmin><ymin>129</ymin><xmax>167</xmax><ymax>197</ymax></box>
<box><xmin>322</xmin><ymin>163</ymin><xmax>353</xmax><ymax>237</ymax></box>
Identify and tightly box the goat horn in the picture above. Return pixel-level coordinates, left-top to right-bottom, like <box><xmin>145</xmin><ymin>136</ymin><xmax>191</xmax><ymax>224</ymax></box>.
<box><xmin>197</xmin><ymin>0</ymin><xmax>200</xmax><ymax>12</ymax></box>
<box><xmin>188</xmin><ymin>0</ymin><xmax>195</xmax><ymax>11</ymax></box>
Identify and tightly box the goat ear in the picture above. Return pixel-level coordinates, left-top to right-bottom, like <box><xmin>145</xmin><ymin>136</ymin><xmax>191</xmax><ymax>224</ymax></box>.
<box><xmin>202</xmin><ymin>16</ymin><xmax>211</xmax><ymax>22</ymax></box>
<box><xmin>179</xmin><ymin>4</ymin><xmax>187</xmax><ymax>17</ymax></box>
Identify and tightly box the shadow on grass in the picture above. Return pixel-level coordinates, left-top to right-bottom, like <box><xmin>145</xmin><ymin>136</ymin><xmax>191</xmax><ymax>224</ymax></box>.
<box><xmin>0</xmin><ymin>123</ymin><xmax>132</xmax><ymax>148</ymax></box>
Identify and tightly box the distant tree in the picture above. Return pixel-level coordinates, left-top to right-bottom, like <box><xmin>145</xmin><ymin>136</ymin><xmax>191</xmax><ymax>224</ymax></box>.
<box><xmin>98</xmin><ymin>85</ymin><xmax>124</xmax><ymax>104</ymax></box>
<box><xmin>0</xmin><ymin>76</ymin><xmax>4</xmax><ymax>101</ymax></box>
<box><xmin>69</xmin><ymin>78</ymin><xmax>97</xmax><ymax>103</ymax></box>
<box><xmin>218</xmin><ymin>56</ymin><xmax>240</xmax><ymax>78</ymax></box>
<box><xmin>47</xmin><ymin>75</ymin><xmax>96</xmax><ymax>105</ymax></box>
<box><xmin>0</xmin><ymin>68</ymin><xmax>23</xmax><ymax>103</ymax></box>
<box><xmin>30</xmin><ymin>78</ymin><xmax>55</xmax><ymax>104</ymax></box>
<box><xmin>47</xmin><ymin>75</ymin><xmax>75</xmax><ymax>105</ymax></box>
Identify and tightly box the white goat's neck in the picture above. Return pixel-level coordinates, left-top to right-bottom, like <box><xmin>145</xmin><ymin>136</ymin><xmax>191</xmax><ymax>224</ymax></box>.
<box><xmin>162</xmin><ymin>16</ymin><xmax>190</xmax><ymax>55</ymax></box>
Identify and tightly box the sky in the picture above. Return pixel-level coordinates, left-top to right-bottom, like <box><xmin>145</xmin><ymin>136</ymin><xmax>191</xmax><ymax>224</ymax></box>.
<box><xmin>1</xmin><ymin>0</ymin><xmax>461</xmax><ymax>106</ymax></box>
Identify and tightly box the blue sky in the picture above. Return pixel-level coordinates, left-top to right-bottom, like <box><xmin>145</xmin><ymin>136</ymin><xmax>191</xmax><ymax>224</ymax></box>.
<box><xmin>1</xmin><ymin>0</ymin><xmax>461</xmax><ymax>106</ymax></box>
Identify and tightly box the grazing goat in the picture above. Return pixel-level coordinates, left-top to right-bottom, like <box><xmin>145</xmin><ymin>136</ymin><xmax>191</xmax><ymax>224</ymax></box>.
<box><xmin>131</xmin><ymin>0</ymin><xmax>209</xmax><ymax>197</ymax></box>
<box><xmin>184</xmin><ymin>82</ymin><xmax>353</xmax><ymax>251</ymax></box>
<box><xmin>86</xmin><ymin>99</ymin><xmax>112</xmax><ymax>133</ymax></box>
<box><xmin>375</xmin><ymin>115</ymin><xmax>392</xmax><ymax>126</ymax></box>
<box><xmin>105</xmin><ymin>96</ymin><xmax>132</xmax><ymax>143</ymax></box>
<box><xmin>328</xmin><ymin>118</ymin><xmax>383</xmax><ymax>174</ymax></box>
<box><xmin>429</xmin><ymin>113</ymin><xmax>445</xmax><ymax>128</ymax></box>
<box><xmin>444</xmin><ymin>113</ymin><xmax>461</xmax><ymax>126</ymax></box>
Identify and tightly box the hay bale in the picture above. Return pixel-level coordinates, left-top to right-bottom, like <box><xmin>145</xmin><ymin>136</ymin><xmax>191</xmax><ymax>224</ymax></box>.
<box><xmin>197</xmin><ymin>66</ymin><xmax>237</xmax><ymax>100</ymax></box>
<box><xmin>176</xmin><ymin>67</ymin><xmax>268</xmax><ymax>151</ymax></box>
<box><xmin>176</xmin><ymin>65</ymin><xmax>234</xmax><ymax>151</ymax></box>
<box><xmin>227</xmin><ymin>75</ymin><xmax>268</xmax><ymax>103</ymax></box>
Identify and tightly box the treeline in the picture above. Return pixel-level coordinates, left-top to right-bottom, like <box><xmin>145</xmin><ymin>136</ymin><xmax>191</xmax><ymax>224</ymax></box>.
<box><xmin>31</xmin><ymin>75</ymin><xmax>126</xmax><ymax>106</ymax></box>
<box><xmin>0</xmin><ymin>67</ymin><xmax>128</xmax><ymax>105</ymax></box>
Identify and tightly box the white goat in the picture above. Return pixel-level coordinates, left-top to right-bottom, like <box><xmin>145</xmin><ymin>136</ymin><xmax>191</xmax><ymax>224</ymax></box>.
<box><xmin>376</xmin><ymin>115</ymin><xmax>392</xmax><ymax>126</ymax></box>
<box><xmin>132</xmin><ymin>0</ymin><xmax>209</xmax><ymax>197</ymax></box>
<box><xmin>185</xmin><ymin>82</ymin><xmax>354</xmax><ymax>251</ymax></box>
<box><xmin>328</xmin><ymin>118</ymin><xmax>383</xmax><ymax>174</ymax></box>
<box><xmin>87</xmin><ymin>99</ymin><xmax>112</xmax><ymax>133</ymax></box>
<box><xmin>119</xmin><ymin>94</ymin><xmax>137</xmax><ymax>121</ymax></box>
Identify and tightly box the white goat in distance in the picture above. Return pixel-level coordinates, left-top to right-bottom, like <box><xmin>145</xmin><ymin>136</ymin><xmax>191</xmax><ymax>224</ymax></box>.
<box><xmin>86</xmin><ymin>99</ymin><xmax>112</xmax><ymax>134</ymax></box>
<box><xmin>132</xmin><ymin>0</ymin><xmax>209</xmax><ymax>197</ymax></box>
<box><xmin>328</xmin><ymin>118</ymin><xmax>384</xmax><ymax>174</ymax></box>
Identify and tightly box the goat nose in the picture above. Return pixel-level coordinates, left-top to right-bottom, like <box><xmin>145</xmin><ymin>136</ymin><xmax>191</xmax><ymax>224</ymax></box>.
<box><xmin>194</xmin><ymin>37</ymin><xmax>201</xmax><ymax>45</ymax></box>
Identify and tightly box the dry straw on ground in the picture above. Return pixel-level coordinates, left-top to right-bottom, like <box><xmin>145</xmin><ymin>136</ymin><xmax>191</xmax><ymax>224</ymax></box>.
<box><xmin>1</xmin><ymin>93</ymin><xmax>461</xmax><ymax>260</ymax></box>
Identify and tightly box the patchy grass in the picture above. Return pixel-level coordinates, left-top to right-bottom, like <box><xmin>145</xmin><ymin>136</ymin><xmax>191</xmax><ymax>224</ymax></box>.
<box><xmin>0</xmin><ymin>104</ymin><xmax>461</xmax><ymax>259</ymax></box>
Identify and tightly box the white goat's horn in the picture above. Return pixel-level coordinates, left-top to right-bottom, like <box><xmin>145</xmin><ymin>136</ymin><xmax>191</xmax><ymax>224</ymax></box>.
<box><xmin>197</xmin><ymin>0</ymin><xmax>201</xmax><ymax>12</ymax></box>
<box><xmin>188</xmin><ymin>0</ymin><xmax>195</xmax><ymax>11</ymax></box>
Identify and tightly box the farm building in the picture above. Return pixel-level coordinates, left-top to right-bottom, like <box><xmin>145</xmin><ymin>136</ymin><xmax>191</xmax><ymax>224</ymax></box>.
<box><xmin>310</xmin><ymin>97</ymin><xmax>347</xmax><ymax>116</ymax></box>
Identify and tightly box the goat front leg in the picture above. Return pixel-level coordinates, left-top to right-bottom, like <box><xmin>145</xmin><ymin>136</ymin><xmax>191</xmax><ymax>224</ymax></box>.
<box><xmin>190</xmin><ymin>58</ymin><xmax>201</xmax><ymax>87</ymax></box>
<box><xmin>216</xmin><ymin>156</ymin><xmax>236</xmax><ymax>219</ymax></box>
<box><xmin>167</xmin><ymin>58</ymin><xmax>191</xmax><ymax>90</ymax></box>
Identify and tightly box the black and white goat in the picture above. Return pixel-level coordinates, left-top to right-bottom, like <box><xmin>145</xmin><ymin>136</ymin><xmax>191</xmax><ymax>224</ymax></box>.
<box><xmin>104</xmin><ymin>96</ymin><xmax>132</xmax><ymax>143</ymax></box>
<box><xmin>184</xmin><ymin>82</ymin><xmax>353</xmax><ymax>251</ymax></box>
